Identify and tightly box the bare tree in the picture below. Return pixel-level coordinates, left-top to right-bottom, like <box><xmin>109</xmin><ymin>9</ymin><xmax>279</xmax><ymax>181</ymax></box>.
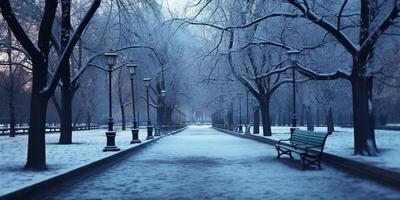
<box><xmin>0</xmin><ymin>0</ymin><xmax>101</xmax><ymax>169</ymax></box>
<box><xmin>183</xmin><ymin>0</ymin><xmax>399</xmax><ymax>155</ymax></box>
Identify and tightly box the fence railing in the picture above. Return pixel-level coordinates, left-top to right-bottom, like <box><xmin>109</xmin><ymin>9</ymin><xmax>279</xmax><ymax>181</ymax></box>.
<box><xmin>0</xmin><ymin>125</ymin><xmax>100</xmax><ymax>136</ymax></box>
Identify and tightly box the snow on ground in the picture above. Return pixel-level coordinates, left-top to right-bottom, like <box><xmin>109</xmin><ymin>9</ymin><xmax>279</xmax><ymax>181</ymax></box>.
<box><xmin>253</xmin><ymin>126</ymin><xmax>400</xmax><ymax>172</ymax></box>
<box><xmin>0</xmin><ymin>127</ymin><xmax>150</xmax><ymax>196</ymax></box>
<box><xmin>38</xmin><ymin>126</ymin><xmax>399</xmax><ymax>200</ymax></box>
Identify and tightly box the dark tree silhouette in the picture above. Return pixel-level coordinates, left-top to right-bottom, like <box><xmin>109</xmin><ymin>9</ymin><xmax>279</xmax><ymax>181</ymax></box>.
<box><xmin>0</xmin><ymin>0</ymin><xmax>102</xmax><ymax>169</ymax></box>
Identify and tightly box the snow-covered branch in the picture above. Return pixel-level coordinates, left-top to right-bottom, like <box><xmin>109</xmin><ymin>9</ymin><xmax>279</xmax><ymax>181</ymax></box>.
<box><xmin>70</xmin><ymin>45</ymin><xmax>162</xmax><ymax>86</ymax></box>
<box><xmin>296</xmin><ymin>63</ymin><xmax>351</xmax><ymax>80</ymax></box>
<box><xmin>287</xmin><ymin>0</ymin><xmax>359</xmax><ymax>55</ymax></box>
<box><xmin>173</xmin><ymin>12</ymin><xmax>300</xmax><ymax>31</ymax></box>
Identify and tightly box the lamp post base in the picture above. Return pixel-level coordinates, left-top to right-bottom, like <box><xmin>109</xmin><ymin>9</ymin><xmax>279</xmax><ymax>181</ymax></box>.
<box><xmin>238</xmin><ymin>125</ymin><xmax>243</xmax><ymax>133</ymax></box>
<box><xmin>130</xmin><ymin>128</ymin><xmax>141</xmax><ymax>144</ymax></box>
<box><xmin>244</xmin><ymin>125</ymin><xmax>251</xmax><ymax>134</ymax></box>
<box><xmin>146</xmin><ymin>126</ymin><xmax>154</xmax><ymax>140</ymax></box>
<box><xmin>103</xmin><ymin>131</ymin><xmax>120</xmax><ymax>152</ymax></box>
<box><xmin>154</xmin><ymin>127</ymin><xmax>161</xmax><ymax>136</ymax></box>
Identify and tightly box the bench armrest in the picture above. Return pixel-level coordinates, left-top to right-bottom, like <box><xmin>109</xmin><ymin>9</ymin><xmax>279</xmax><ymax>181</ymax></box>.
<box><xmin>305</xmin><ymin>145</ymin><xmax>322</xmax><ymax>152</ymax></box>
<box><xmin>278</xmin><ymin>139</ymin><xmax>291</xmax><ymax>145</ymax></box>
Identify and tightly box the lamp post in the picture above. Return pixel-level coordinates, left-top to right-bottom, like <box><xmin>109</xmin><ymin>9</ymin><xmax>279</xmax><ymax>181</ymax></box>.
<box><xmin>245</xmin><ymin>90</ymin><xmax>250</xmax><ymax>134</ymax></box>
<box><xmin>126</xmin><ymin>62</ymin><xmax>141</xmax><ymax>144</ymax></box>
<box><xmin>230</xmin><ymin>103</ymin><xmax>234</xmax><ymax>131</ymax></box>
<box><xmin>103</xmin><ymin>50</ymin><xmax>120</xmax><ymax>152</ymax></box>
<box><xmin>159</xmin><ymin>90</ymin><xmax>166</xmax><ymax>134</ymax></box>
<box><xmin>238</xmin><ymin>94</ymin><xmax>243</xmax><ymax>133</ymax></box>
<box><xmin>144</xmin><ymin>78</ymin><xmax>153</xmax><ymax>140</ymax></box>
<box><xmin>246</xmin><ymin>90</ymin><xmax>249</xmax><ymax>124</ymax></box>
<box><xmin>288</xmin><ymin>50</ymin><xmax>300</xmax><ymax>133</ymax></box>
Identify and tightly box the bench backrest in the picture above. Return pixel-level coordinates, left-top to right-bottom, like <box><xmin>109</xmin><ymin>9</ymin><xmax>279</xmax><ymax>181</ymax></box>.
<box><xmin>290</xmin><ymin>129</ymin><xmax>330</xmax><ymax>149</ymax></box>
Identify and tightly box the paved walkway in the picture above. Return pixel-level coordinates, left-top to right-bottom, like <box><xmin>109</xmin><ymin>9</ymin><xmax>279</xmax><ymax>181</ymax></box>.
<box><xmin>38</xmin><ymin>126</ymin><xmax>399</xmax><ymax>200</ymax></box>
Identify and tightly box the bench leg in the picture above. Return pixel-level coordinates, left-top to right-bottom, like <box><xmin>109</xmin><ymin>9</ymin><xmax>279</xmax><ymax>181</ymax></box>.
<box><xmin>314</xmin><ymin>157</ymin><xmax>322</xmax><ymax>169</ymax></box>
<box><xmin>275</xmin><ymin>146</ymin><xmax>282</xmax><ymax>159</ymax></box>
<box><xmin>300</xmin><ymin>154</ymin><xmax>307</xmax><ymax>170</ymax></box>
<box><xmin>301</xmin><ymin>155</ymin><xmax>323</xmax><ymax>170</ymax></box>
<box><xmin>275</xmin><ymin>146</ymin><xmax>293</xmax><ymax>159</ymax></box>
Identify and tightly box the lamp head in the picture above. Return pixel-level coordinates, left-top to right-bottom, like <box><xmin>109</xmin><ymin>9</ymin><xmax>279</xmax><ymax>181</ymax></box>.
<box><xmin>126</xmin><ymin>62</ymin><xmax>138</xmax><ymax>76</ymax></box>
<box><xmin>287</xmin><ymin>50</ymin><xmax>300</xmax><ymax>64</ymax></box>
<box><xmin>143</xmin><ymin>78</ymin><xmax>151</xmax><ymax>89</ymax></box>
<box><xmin>104</xmin><ymin>49</ymin><xmax>118</xmax><ymax>66</ymax></box>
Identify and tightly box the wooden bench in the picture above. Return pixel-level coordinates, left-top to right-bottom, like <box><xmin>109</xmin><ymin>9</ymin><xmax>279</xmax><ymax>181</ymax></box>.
<box><xmin>275</xmin><ymin>129</ymin><xmax>331</xmax><ymax>169</ymax></box>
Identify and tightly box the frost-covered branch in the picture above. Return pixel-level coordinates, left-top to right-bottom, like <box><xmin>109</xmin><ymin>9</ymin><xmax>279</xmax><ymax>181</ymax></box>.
<box><xmin>257</xmin><ymin>65</ymin><xmax>292</xmax><ymax>79</ymax></box>
<box><xmin>296</xmin><ymin>63</ymin><xmax>351</xmax><ymax>80</ymax></box>
<box><xmin>173</xmin><ymin>12</ymin><xmax>300</xmax><ymax>31</ymax></box>
<box><xmin>71</xmin><ymin>44</ymin><xmax>162</xmax><ymax>86</ymax></box>
<box><xmin>286</xmin><ymin>0</ymin><xmax>358</xmax><ymax>55</ymax></box>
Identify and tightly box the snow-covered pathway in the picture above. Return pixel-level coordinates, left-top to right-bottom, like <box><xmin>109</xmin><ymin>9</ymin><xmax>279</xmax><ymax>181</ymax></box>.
<box><xmin>39</xmin><ymin>126</ymin><xmax>399</xmax><ymax>200</ymax></box>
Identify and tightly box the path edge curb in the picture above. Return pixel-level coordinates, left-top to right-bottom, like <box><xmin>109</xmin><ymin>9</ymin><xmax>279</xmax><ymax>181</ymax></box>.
<box><xmin>214</xmin><ymin>127</ymin><xmax>400</xmax><ymax>190</ymax></box>
<box><xmin>0</xmin><ymin>127</ymin><xmax>188</xmax><ymax>200</ymax></box>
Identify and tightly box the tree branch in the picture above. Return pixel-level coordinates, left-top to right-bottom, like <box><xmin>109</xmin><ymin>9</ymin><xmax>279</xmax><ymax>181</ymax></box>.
<box><xmin>71</xmin><ymin>44</ymin><xmax>161</xmax><ymax>85</ymax></box>
<box><xmin>42</xmin><ymin>0</ymin><xmax>102</xmax><ymax>97</ymax></box>
<box><xmin>287</xmin><ymin>0</ymin><xmax>358</xmax><ymax>55</ymax></box>
<box><xmin>0</xmin><ymin>0</ymin><xmax>41</xmax><ymax>59</ymax></box>
<box><xmin>337</xmin><ymin>0</ymin><xmax>349</xmax><ymax>30</ymax></box>
<box><xmin>38</xmin><ymin>0</ymin><xmax>58</xmax><ymax>57</ymax></box>
<box><xmin>359</xmin><ymin>3</ymin><xmax>399</xmax><ymax>57</ymax></box>
<box><xmin>296</xmin><ymin>63</ymin><xmax>351</xmax><ymax>80</ymax></box>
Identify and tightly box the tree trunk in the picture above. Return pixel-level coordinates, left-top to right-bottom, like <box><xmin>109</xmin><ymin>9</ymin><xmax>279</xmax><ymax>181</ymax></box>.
<box><xmin>157</xmin><ymin>97</ymin><xmax>162</xmax><ymax>129</ymax></box>
<box><xmin>26</xmin><ymin>66</ymin><xmax>49</xmax><ymax>169</ymax></box>
<box><xmin>228</xmin><ymin>105</ymin><xmax>233</xmax><ymax>130</ymax></box>
<box><xmin>316</xmin><ymin>108</ymin><xmax>320</xmax><ymax>127</ymax></box>
<box><xmin>278</xmin><ymin>110</ymin><xmax>282</xmax><ymax>126</ymax></box>
<box><xmin>259</xmin><ymin>98</ymin><xmax>271</xmax><ymax>136</ymax></box>
<box><xmin>300</xmin><ymin>104</ymin><xmax>305</xmax><ymax>127</ymax></box>
<box><xmin>8</xmin><ymin>93</ymin><xmax>16</xmax><ymax>137</ymax></box>
<box><xmin>253</xmin><ymin>106</ymin><xmax>260</xmax><ymax>134</ymax></box>
<box><xmin>270</xmin><ymin>114</ymin><xmax>275</xmax><ymax>126</ymax></box>
<box><xmin>86</xmin><ymin>111</ymin><xmax>91</xmax><ymax>130</ymax></box>
<box><xmin>58</xmin><ymin>0</ymin><xmax>73</xmax><ymax>144</ymax></box>
<box><xmin>307</xmin><ymin>105</ymin><xmax>314</xmax><ymax>131</ymax></box>
<box><xmin>351</xmin><ymin>76</ymin><xmax>378</xmax><ymax>156</ymax></box>
<box><xmin>120</xmin><ymin>102</ymin><xmax>126</xmax><ymax>130</ymax></box>
<box><xmin>73</xmin><ymin>104</ymin><xmax>81</xmax><ymax>126</ymax></box>
<box><xmin>326</xmin><ymin>107</ymin><xmax>334</xmax><ymax>133</ymax></box>
<box><xmin>59</xmin><ymin>86</ymin><xmax>72</xmax><ymax>144</ymax></box>
<box><xmin>118</xmin><ymin>77</ymin><xmax>126</xmax><ymax>131</ymax></box>
<box><xmin>7</xmin><ymin>26</ymin><xmax>16</xmax><ymax>137</ymax></box>
<box><xmin>137</xmin><ymin>113</ymin><xmax>140</xmax><ymax>127</ymax></box>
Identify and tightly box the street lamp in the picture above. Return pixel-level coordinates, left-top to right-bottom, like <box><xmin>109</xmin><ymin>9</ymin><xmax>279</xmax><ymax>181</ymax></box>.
<box><xmin>159</xmin><ymin>90</ymin><xmax>166</xmax><ymax>135</ymax></box>
<box><xmin>103</xmin><ymin>50</ymin><xmax>120</xmax><ymax>152</ymax></box>
<box><xmin>126</xmin><ymin>62</ymin><xmax>141</xmax><ymax>144</ymax></box>
<box><xmin>238</xmin><ymin>94</ymin><xmax>243</xmax><ymax>133</ymax></box>
<box><xmin>245</xmin><ymin>90</ymin><xmax>250</xmax><ymax>134</ymax></box>
<box><xmin>288</xmin><ymin>50</ymin><xmax>300</xmax><ymax>64</ymax></box>
<box><xmin>287</xmin><ymin>50</ymin><xmax>300</xmax><ymax>131</ymax></box>
<box><xmin>144</xmin><ymin>78</ymin><xmax>153</xmax><ymax>140</ymax></box>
